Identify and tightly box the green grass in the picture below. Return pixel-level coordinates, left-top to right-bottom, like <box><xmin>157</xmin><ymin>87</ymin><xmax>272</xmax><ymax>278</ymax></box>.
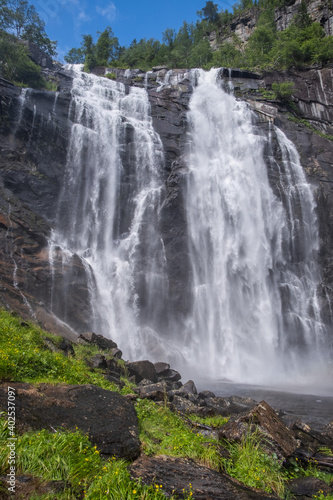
<box><xmin>221</xmin><ymin>429</ymin><xmax>286</xmax><ymax>497</ymax></box>
<box><xmin>135</xmin><ymin>399</ymin><xmax>221</xmax><ymax>469</ymax></box>
<box><xmin>187</xmin><ymin>413</ymin><xmax>229</xmax><ymax>427</ymax></box>
<box><xmin>0</xmin><ymin>416</ymin><xmax>178</xmax><ymax>500</ymax></box>
<box><xmin>1</xmin><ymin>308</ymin><xmax>333</xmax><ymax>499</ymax></box>
<box><xmin>0</xmin><ymin>309</ymin><xmax>119</xmax><ymax>391</ymax></box>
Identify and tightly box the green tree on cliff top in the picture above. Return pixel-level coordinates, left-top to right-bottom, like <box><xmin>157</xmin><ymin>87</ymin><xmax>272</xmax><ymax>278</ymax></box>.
<box><xmin>0</xmin><ymin>0</ymin><xmax>57</xmax><ymax>56</ymax></box>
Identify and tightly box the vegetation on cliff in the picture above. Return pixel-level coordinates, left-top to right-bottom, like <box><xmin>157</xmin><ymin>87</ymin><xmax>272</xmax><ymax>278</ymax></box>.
<box><xmin>0</xmin><ymin>0</ymin><xmax>56</xmax><ymax>88</ymax></box>
<box><xmin>64</xmin><ymin>0</ymin><xmax>333</xmax><ymax>72</ymax></box>
<box><xmin>1</xmin><ymin>0</ymin><xmax>333</xmax><ymax>88</ymax></box>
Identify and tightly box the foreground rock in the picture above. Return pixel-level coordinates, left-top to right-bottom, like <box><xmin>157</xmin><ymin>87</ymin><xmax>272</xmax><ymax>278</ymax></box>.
<box><xmin>287</xmin><ymin>476</ymin><xmax>333</xmax><ymax>499</ymax></box>
<box><xmin>0</xmin><ymin>382</ymin><xmax>140</xmax><ymax>460</ymax></box>
<box><xmin>219</xmin><ymin>400</ymin><xmax>298</xmax><ymax>459</ymax></box>
<box><xmin>130</xmin><ymin>455</ymin><xmax>279</xmax><ymax>499</ymax></box>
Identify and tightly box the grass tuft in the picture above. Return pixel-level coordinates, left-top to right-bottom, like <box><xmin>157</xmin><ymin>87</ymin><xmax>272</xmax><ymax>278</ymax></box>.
<box><xmin>135</xmin><ymin>399</ymin><xmax>221</xmax><ymax>469</ymax></box>
<box><xmin>221</xmin><ymin>429</ymin><xmax>286</xmax><ymax>496</ymax></box>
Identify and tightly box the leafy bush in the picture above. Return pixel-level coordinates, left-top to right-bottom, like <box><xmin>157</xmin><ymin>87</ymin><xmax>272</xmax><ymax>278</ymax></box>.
<box><xmin>271</xmin><ymin>81</ymin><xmax>295</xmax><ymax>101</ymax></box>
<box><xmin>105</xmin><ymin>72</ymin><xmax>116</xmax><ymax>80</ymax></box>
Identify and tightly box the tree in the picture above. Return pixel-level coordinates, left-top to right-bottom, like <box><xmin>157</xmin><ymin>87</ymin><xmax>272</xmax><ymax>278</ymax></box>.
<box><xmin>95</xmin><ymin>26</ymin><xmax>119</xmax><ymax>66</ymax></box>
<box><xmin>82</xmin><ymin>34</ymin><xmax>96</xmax><ymax>72</ymax></box>
<box><xmin>162</xmin><ymin>28</ymin><xmax>175</xmax><ymax>48</ymax></box>
<box><xmin>0</xmin><ymin>31</ymin><xmax>44</xmax><ymax>87</ymax></box>
<box><xmin>294</xmin><ymin>0</ymin><xmax>311</xmax><ymax>28</ymax></box>
<box><xmin>0</xmin><ymin>0</ymin><xmax>57</xmax><ymax>56</ymax></box>
<box><xmin>64</xmin><ymin>47</ymin><xmax>85</xmax><ymax>64</ymax></box>
<box><xmin>202</xmin><ymin>1</ymin><xmax>219</xmax><ymax>24</ymax></box>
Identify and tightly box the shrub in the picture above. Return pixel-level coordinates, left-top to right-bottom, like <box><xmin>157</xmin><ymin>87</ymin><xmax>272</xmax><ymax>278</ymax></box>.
<box><xmin>271</xmin><ymin>81</ymin><xmax>295</xmax><ymax>101</ymax></box>
<box><xmin>105</xmin><ymin>72</ymin><xmax>117</xmax><ymax>80</ymax></box>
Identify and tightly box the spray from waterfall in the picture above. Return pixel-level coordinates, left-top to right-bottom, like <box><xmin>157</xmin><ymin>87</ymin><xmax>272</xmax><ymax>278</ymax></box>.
<box><xmin>184</xmin><ymin>68</ymin><xmax>330</xmax><ymax>385</ymax></box>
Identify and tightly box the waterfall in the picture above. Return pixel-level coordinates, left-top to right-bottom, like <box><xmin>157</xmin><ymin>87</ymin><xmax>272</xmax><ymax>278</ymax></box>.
<box><xmin>48</xmin><ymin>66</ymin><xmax>331</xmax><ymax>386</ymax></box>
<box><xmin>184</xmin><ymin>69</ymin><xmax>330</xmax><ymax>385</ymax></box>
<box><xmin>50</xmin><ymin>66</ymin><xmax>168</xmax><ymax>359</ymax></box>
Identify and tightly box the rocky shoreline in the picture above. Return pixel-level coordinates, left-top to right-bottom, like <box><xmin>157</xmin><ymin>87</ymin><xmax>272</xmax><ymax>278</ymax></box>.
<box><xmin>1</xmin><ymin>328</ymin><xmax>332</xmax><ymax>499</ymax></box>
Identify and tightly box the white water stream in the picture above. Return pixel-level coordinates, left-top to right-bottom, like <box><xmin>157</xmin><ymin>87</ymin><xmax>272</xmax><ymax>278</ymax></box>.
<box><xmin>47</xmin><ymin>66</ymin><xmax>331</xmax><ymax>388</ymax></box>
<box><xmin>184</xmin><ymin>69</ymin><xmax>330</xmax><ymax>386</ymax></box>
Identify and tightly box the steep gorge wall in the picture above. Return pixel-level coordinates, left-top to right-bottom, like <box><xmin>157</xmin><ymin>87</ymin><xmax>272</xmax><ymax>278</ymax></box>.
<box><xmin>0</xmin><ymin>66</ymin><xmax>332</xmax><ymax>342</ymax></box>
<box><xmin>208</xmin><ymin>0</ymin><xmax>333</xmax><ymax>49</ymax></box>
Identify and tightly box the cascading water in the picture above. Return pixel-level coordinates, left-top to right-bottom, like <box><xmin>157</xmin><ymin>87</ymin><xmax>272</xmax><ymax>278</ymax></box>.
<box><xmin>184</xmin><ymin>69</ymin><xmax>330</xmax><ymax>385</ymax></box>
<box><xmin>50</xmin><ymin>65</ymin><xmax>169</xmax><ymax>359</ymax></box>
<box><xmin>48</xmin><ymin>65</ymin><xmax>331</xmax><ymax>387</ymax></box>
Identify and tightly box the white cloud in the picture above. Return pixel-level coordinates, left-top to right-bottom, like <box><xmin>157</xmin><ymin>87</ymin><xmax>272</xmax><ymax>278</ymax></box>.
<box><xmin>96</xmin><ymin>2</ymin><xmax>117</xmax><ymax>22</ymax></box>
<box><xmin>78</xmin><ymin>10</ymin><xmax>91</xmax><ymax>22</ymax></box>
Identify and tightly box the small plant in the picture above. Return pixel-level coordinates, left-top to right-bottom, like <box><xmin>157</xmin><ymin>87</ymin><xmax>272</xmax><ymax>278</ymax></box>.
<box><xmin>221</xmin><ymin>429</ymin><xmax>286</xmax><ymax>496</ymax></box>
<box><xmin>271</xmin><ymin>81</ymin><xmax>295</xmax><ymax>101</ymax></box>
<box><xmin>43</xmin><ymin>80</ymin><xmax>58</xmax><ymax>91</ymax></box>
<box><xmin>105</xmin><ymin>72</ymin><xmax>117</xmax><ymax>80</ymax></box>
<box><xmin>258</xmin><ymin>88</ymin><xmax>276</xmax><ymax>100</ymax></box>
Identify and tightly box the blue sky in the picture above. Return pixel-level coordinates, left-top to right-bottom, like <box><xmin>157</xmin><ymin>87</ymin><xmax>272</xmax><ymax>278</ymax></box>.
<box><xmin>29</xmin><ymin>0</ymin><xmax>232</xmax><ymax>61</ymax></box>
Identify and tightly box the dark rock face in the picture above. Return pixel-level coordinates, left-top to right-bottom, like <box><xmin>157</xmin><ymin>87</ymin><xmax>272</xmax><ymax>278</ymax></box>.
<box><xmin>0</xmin><ymin>65</ymin><xmax>332</xmax><ymax>346</ymax></box>
<box><xmin>130</xmin><ymin>455</ymin><xmax>279</xmax><ymax>499</ymax></box>
<box><xmin>0</xmin><ymin>382</ymin><xmax>141</xmax><ymax>460</ymax></box>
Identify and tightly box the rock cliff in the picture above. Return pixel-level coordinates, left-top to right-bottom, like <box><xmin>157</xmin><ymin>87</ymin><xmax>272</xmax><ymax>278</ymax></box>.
<box><xmin>208</xmin><ymin>0</ymin><xmax>333</xmax><ymax>49</ymax></box>
<box><xmin>0</xmin><ymin>64</ymin><xmax>332</xmax><ymax>344</ymax></box>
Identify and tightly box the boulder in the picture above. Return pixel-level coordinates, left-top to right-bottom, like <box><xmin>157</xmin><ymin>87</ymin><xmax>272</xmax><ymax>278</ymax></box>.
<box><xmin>126</xmin><ymin>360</ymin><xmax>158</xmax><ymax>383</ymax></box>
<box><xmin>0</xmin><ymin>383</ymin><xmax>140</xmax><ymax>461</ymax></box>
<box><xmin>287</xmin><ymin>476</ymin><xmax>333</xmax><ymax>498</ymax></box>
<box><xmin>199</xmin><ymin>390</ymin><xmax>216</xmax><ymax>399</ymax></box>
<box><xmin>154</xmin><ymin>361</ymin><xmax>170</xmax><ymax>375</ymax></box>
<box><xmin>219</xmin><ymin>400</ymin><xmax>298</xmax><ymax>459</ymax></box>
<box><xmin>205</xmin><ymin>395</ymin><xmax>257</xmax><ymax>417</ymax></box>
<box><xmin>89</xmin><ymin>354</ymin><xmax>107</xmax><ymax>369</ymax></box>
<box><xmin>138</xmin><ymin>381</ymin><xmax>169</xmax><ymax>401</ymax></box>
<box><xmin>78</xmin><ymin>332</ymin><xmax>117</xmax><ymax>351</ymax></box>
<box><xmin>111</xmin><ymin>348</ymin><xmax>122</xmax><ymax>359</ymax></box>
<box><xmin>130</xmin><ymin>455</ymin><xmax>279</xmax><ymax>499</ymax></box>
<box><xmin>158</xmin><ymin>368</ymin><xmax>181</xmax><ymax>382</ymax></box>
<box><xmin>181</xmin><ymin>380</ymin><xmax>197</xmax><ymax>395</ymax></box>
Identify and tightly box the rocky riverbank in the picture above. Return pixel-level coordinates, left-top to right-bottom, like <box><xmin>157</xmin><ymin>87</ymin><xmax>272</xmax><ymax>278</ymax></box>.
<box><xmin>0</xmin><ymin>317</ymin><xmax>332</xmax><ymax>499</ymax></box>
